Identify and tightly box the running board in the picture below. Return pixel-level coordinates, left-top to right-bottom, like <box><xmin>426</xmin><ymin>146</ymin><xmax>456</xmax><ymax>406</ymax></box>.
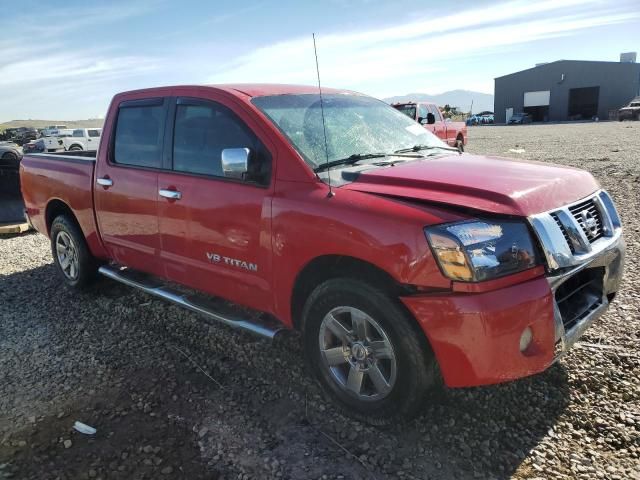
<box><xmin>98</xmin><ymin>265</ymin><xmax>285</xmax><ymax>339</ymax></box>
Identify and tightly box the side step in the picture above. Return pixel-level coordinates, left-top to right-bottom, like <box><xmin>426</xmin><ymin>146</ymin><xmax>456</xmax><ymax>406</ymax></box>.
<box><xmin>98</xmin><ymin>265</ymin><xmax>285</xmax><ymax>339</ymax></box>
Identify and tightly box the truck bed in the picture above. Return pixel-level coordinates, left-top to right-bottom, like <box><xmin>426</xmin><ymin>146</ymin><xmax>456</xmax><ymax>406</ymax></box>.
<box><xmin>20</xmin><ymin>151</ymin><xmax>102</xmax><ymax>252</ymax></box>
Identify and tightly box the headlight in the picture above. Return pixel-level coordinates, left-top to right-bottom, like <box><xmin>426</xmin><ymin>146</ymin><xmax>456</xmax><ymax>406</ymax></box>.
<box><xmin>425</xmin><ymin>219</ymin><xmax>540</xmax><ymax>282</ymax></box>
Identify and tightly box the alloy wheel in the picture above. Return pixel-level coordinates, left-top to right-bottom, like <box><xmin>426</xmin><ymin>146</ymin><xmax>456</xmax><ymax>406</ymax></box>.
<box><xmin>318</xmin><ymin>306</ymin><xmax>397</xmax><ymax>401</ymax></box>
<box><xmin>56</xmin><ymin>231</ymin><xmax>79</xmax><ymax>280</ymax></box>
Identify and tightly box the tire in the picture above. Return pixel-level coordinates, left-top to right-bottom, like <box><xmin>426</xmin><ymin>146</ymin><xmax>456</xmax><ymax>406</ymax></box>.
<box><xmin>50</xmin><ymin>215</ymin><xmax>97</xmax><ymax>289</ymax></box>
<box><xmin>69</xmin><ymin>145</ymin><xmax>82</xmax><ymax>151</ymax></box>
<box><xmin>302</xmin><ymin>278</ymin><xmax>440</xmax><ymax>425</ymax></box>
<box><xmin>455</xmin><ymin>136</ymin><xmax>464</xmax><ymax>153</ymax></box>
<box><xmin>1</xmin><ymin>151</ymin><xmax>20</xmax><ymax>169</ymax></box>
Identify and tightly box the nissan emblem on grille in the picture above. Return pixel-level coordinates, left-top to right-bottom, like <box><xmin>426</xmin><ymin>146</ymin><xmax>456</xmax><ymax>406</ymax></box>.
<box><xmin>581</xmin><ymin>209</ymin><xmax>599</xmax><ymax>238</ymax></box>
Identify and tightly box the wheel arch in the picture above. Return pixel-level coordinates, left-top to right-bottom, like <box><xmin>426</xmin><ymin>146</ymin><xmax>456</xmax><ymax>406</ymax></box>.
<box><xmin>45</xmin><ymin>199</ymin><xmax>81</xmax><ymax>237</ymax></box>
<box><xmin>290</xmin><ymin>254</ymin><xmax>416</xmax><ymax>332</ymax></box>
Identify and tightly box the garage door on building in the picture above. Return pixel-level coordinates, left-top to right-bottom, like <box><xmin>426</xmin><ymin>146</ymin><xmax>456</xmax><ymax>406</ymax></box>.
<box><xmin>523</xmin><ymin>90</ymin><xmax>550</xmax><ymax>122</ymax></box>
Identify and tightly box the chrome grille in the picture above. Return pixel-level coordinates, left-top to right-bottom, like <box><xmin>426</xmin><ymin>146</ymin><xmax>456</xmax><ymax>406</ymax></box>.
<box><xmin>528</xmin><ymin>190</ymin><xmax>622</xmax><ymax>271</ymax></box>
<box><xmin>551</xmin><ymin>213</ymin><xmax>575</xmax><ymax>253</ymax></box>
<box><xmin>568</xmin><ymin>198</ymin><xmax>604</xmax><ymax>243</ymax></box>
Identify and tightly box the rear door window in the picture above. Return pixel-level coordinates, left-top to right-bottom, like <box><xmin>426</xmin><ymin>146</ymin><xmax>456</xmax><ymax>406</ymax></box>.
<box><xmin>88</xmin><ymin>129</ymin><xmax>101</xmax><ymax>138</ymax></box>
<box><xmin>113</xmin><ymin>100</ymin><xmax>166</xmax><ymax>168</ymax></box>
<box><xmin>72</xmin><ymin>129</ymin><xmax>84</xmax><ymax>137</ymax></box>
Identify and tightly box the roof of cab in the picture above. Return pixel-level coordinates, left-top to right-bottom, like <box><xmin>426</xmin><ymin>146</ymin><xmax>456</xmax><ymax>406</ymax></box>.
<box><xmin>212</xmin><ymin>83</ymin><xmax>355</xmax><ymax>97</ymax></box>
<box><xmin>115</xmin><ymin>84</ymin><xmax>357</xmax><ymax>99</ymax></box>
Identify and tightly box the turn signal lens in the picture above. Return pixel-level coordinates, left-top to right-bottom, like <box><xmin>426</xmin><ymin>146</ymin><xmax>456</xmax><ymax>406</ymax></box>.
<box><xmin>425</xmin><ymin>231</ymin><xmax>473</xmax><ymax>281</ymax></box>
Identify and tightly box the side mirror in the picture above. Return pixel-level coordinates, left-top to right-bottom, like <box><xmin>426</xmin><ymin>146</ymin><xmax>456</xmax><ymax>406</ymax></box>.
<box><xmin>221</xmin><ymin>148</ymin><xmax>250</xmax><ymax>179</ymax></box>
<box><xmin>427</xmin><ymin>113</ymin><xmax>436</xmax><ymax>124</ymax></box>
<box><xmin>417</xmin><ymin>116</ymin><xmax>425</xmax><ymax>124</ymax></box>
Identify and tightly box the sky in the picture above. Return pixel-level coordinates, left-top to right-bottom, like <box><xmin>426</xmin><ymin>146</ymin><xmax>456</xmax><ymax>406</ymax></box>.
<box><xmin>1</xmin><ymin>0</ymin><xmax>639</xmax><ymax>122</ymax></box>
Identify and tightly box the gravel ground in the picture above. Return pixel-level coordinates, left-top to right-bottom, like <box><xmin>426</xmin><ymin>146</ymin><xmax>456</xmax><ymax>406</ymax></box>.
<box><xmin>1</xmin><ymin>121</ymin><xmax>639</xmax><ymax>480</ymax></box>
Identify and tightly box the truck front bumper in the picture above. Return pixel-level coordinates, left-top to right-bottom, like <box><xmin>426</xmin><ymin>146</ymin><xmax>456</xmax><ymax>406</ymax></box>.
<box><xmin>401</xmin><ymin>233</ymin><xmax>624</xmax><ymax>388</ymax></box>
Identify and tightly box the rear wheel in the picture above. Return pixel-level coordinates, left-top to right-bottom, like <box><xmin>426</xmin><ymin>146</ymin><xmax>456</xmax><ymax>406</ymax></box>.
<box><xmin>50</xmin><ymin>216</ymin><xmax>97</xmax><ymax>289</ymax></box>
<box><xmin>302</xmin><ymin>278</ymin><xmax>440</xmax><ymax>425</ymax></box>
<box><xmin>455</xmin><ymin>136</ymin><xmax>464</xmax><ymax>152</ymax></box>
<box><xmin>2</xmin><ymin>151</ymin><xmax>19</xmax><ymax>167</ymax></box>
<box><xmin>69</xmin><ymin>145</ymin><xmax>82</xmax><ymax>151</ymax></box>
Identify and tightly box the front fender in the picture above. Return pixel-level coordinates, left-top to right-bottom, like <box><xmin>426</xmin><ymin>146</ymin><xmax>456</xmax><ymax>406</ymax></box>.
<box><xmin>270</xmin><ymin>181</ymin><xmax>467</xmax><ymax>325</ymax></box>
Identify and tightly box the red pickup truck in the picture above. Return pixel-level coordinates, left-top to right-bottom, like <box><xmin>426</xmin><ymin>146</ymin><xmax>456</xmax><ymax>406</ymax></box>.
<box><xmin>392</xmin><ymin>101</ymin><xmax>467</xmax><ymax>151</ymax></box>
<box><xmin>21</xmin><ymin>84</ymin><xmax>624</xmax><ymax>423</ymax></box>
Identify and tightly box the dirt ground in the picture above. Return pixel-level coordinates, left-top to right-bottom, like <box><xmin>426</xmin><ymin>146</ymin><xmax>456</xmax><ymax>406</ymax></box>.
<box><xmin>1</xmin><ymin>121</ymin><xmax>639</xmax><ymax>480</ymax></box>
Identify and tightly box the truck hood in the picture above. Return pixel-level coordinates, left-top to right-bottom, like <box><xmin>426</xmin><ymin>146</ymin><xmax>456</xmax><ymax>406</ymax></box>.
<box><xmin>341</xmin><ymin>154</ymin><xmax>600</xmax><ymax>216</ymax></box>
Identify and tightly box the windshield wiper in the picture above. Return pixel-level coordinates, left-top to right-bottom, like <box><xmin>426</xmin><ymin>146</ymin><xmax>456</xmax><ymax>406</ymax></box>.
<box><xmin>313</xmin><ymin>153</ymin><xmax>388</xmax><ymax>172</ymax></box>
<box><xmin>394</xmin><ymin>144</ymin><xmax>459</xmax><ymax>154</ymax></box>
<box><xmin>313</xmin><ymin>151</ymin><xmax>427</xmax><ymax>173</ymax></box>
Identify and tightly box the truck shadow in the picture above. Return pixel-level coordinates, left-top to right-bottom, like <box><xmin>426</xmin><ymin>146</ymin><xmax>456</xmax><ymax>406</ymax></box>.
<box><xmin>275</xmin><ymin>331</ymin><xmax>571</xmax><ymax>480</ymax></box>
<box><xmin>391</xmin><ymin>366</ymin><xmax>570</xmax><ymax>479</ymax></box>
<box><xmin>1</xmin><ymin>263</ymin><xmax>570</xmax><ymax>480</ymax></box>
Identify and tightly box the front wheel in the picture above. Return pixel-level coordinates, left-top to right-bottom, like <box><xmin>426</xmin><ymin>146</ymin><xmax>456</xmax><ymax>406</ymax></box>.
<box><xmin>69</xmin><ymin>146</ymin><xmax>83</xmax><ymax>151</ymax></box>
<box><xmin>302</xmin><ymin>278</ymin><xmax>440</xmax><ymax>425</ymax></box>
<box><xmin>455</xmin><ymin>137</ymin><xmax>465</xmax><ymax>152</ymax></box>
<box><xmin>50</xmin><ymin>216</ymin><xmax>97</xmax><ymax>289</ymax></box>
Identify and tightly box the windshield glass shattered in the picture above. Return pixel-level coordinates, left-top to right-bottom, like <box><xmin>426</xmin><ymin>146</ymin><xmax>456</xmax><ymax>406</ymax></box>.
<box><xmin>252</xmin><ymin>93</ymin><xmax>446</xmax><ymax>170</ymax></box>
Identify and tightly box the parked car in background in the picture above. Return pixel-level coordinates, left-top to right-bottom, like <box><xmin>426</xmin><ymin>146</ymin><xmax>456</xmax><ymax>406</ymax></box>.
<box><xmin>62</xmin><ymin>128</ymin><xmax>102</xmax><ymax>151</ymax></box>
<box><xmin>466</xmin><ymin>113</ymin><xmax>494</xmax><ymax>126</ymax></box>
<box><xmin>14</xmin><ymin>127</ymin><xmax>38</xmax><ymax>145</ymax></box>
<box><xmin>392</xmin><ymin>101</ymin><xmax>467</xmax><ymax>151</ymax></box>
<box><xmin>3</xmin><ymin>128</ymin><xmax>21</xmax><ymax>141</ymax></box>
<box><xmin>618</xmin><ymin>97</ymin><xmax>640</xmax><ymax>121</ymax></box>
<box><xmin>480</xmin><ymin>113</ymin><xmax>494</xmax><ymax>124</ymax></box>
<box><xmin>508</xmin><ymin>113</ymin><xmax>532</xmax><ymax>124</ymax></box>
<box><xmin>0</xmin><ymin>141</ymin><xmax>22</xmax><ymax>171</ymax></box>
<box><xmin>21</xmin><ymin>84</ymin><xmax>624</xmax><ymax>424</ymax></box>
<box><xmin>23</xmin><ymin>139</ymin><xmax>46</xmax><ymax>154</ymax></box>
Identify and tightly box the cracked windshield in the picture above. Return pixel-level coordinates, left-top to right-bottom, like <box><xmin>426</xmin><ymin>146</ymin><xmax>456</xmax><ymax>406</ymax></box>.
<box><xmin>253</xmin><ymin>93</ymin><xmax>446</xmax><ymax>169</ymax></box>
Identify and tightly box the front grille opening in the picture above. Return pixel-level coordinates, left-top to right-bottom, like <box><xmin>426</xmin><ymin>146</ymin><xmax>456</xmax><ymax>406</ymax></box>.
<box><xmin>551</xmin><ymin>213</ymin><xmax>576</xmax><ymax>253</ymax></box>
<box><xmin>568</xmin><ymin>198</ymin><xmax>604</xmax><ymax>243</ymax></box>
<box><xmin>555</xmin><ymin>267</ymin><xmax>605</xmax><ymax>331</ymax></box>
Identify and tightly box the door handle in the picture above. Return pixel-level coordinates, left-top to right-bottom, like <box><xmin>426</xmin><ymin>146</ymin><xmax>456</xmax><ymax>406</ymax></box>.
<box><xmin>96</xmin><ymin>177</ymin><xmax>113</xmax><ymax>187</ymax></box>
<box><xmin>159</xmin><ymin>189</ymin><xmax>182</xmax><ymax>200</ymax></box>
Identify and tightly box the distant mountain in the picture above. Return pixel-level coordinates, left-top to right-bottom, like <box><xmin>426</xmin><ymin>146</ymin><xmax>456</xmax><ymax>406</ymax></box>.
<box><xmin>384</xmin><ymin>89</ymin><xmax>494</xmax><ymax>114</ymax></box>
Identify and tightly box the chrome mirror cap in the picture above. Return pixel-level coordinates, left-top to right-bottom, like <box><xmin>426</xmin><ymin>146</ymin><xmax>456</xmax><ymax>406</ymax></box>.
<box><xmin>221</xmin><ymin>148</ymin><xmax>250</xmax><ymax>179</ymax></box>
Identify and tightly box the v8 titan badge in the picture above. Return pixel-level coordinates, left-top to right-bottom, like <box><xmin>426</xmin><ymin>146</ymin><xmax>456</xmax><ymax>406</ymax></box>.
<box><xmin>207</xmin><ymin>252</ymin><xmax>258</xmax><ymax>272</ymax></box>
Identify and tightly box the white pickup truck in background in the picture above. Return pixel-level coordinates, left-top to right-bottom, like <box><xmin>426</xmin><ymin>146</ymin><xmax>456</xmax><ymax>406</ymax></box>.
<box><xmin>61</xmin><ymin>128</ymin><xmax>102</xmax><ymax>151</ymax></box>
<box><xmin>42</xmin><ymin>129</ymin><xmax>74</xmax><ymax>152</ymax></box>
<box><xmin>41</xmin><ymin>125</ymin><xmax>68</xmax><ymax>137</ymax></box>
